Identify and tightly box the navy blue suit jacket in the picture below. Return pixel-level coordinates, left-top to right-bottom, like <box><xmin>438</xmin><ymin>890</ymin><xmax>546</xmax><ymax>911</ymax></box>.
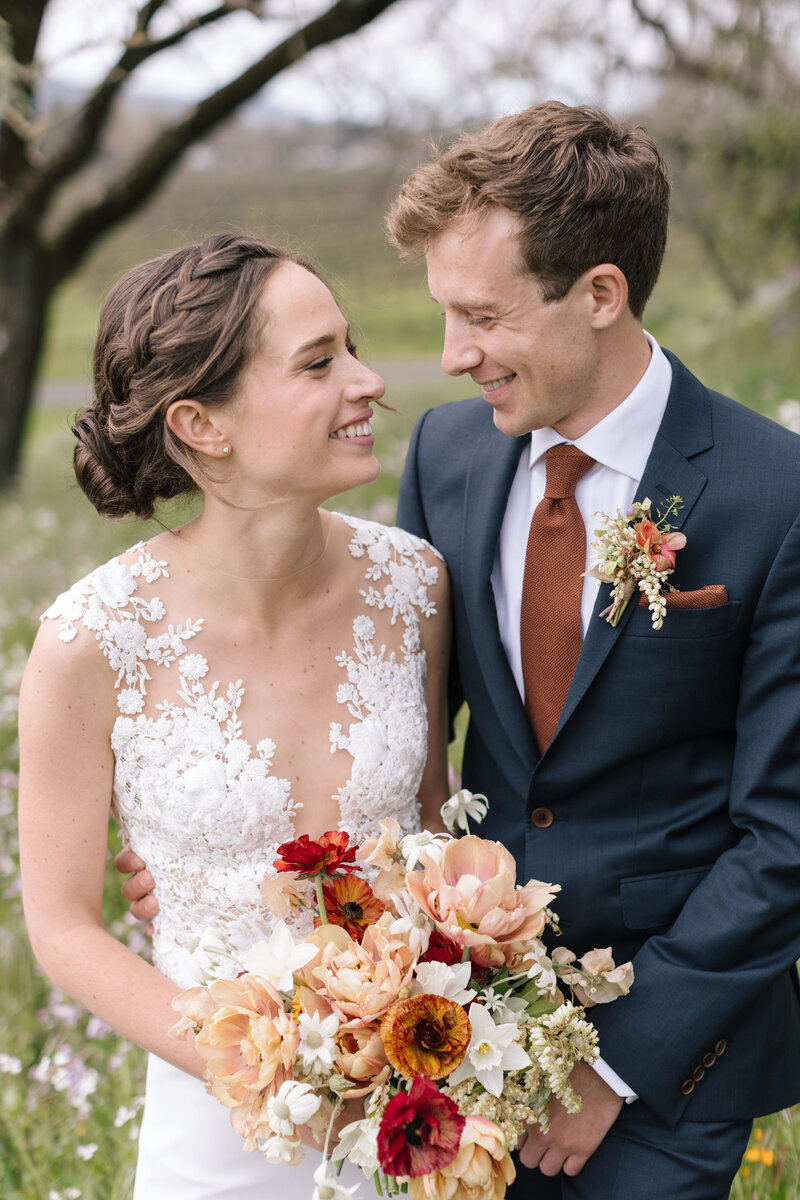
<box><xmin>397</xmin><ymin>352</ymin><xmax>800</xmax><ymax>1128</ymax></box>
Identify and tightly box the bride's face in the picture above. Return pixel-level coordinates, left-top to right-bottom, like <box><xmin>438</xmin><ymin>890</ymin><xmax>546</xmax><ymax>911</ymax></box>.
<box><xmin>223</xmin><ymin>262</ymin><xmax>384</xmax><ymax>506</ymax></box>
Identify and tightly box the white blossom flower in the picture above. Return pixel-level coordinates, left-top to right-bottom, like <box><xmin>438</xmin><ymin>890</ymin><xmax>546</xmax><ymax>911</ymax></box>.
<box><xmin>447</xmin><ymin>1003</ymin><xmax>531</xmax><ymax>1097</ymax></box>
<box><xmin>114</xmin><ymin>1105</ymin><xmax>138</xmax><ymax>1127</ymax></box>
<box><xmin>263</xmin><ymin>1134</ymin><xmax>304</xmax><ymax>1165</ymax></box>
<box><xmin>388</xmin><ymin>891</ymin><xmax>432</xmax><ymax>954</ymax></box>
<box><xmin>522</xmin><ymin>943</ymin><xmax>557</xmax><ymax>994</ymax></box>
<box><xmin>241</xmin><ymin>921</ymin><xmax>317</xmax><ymax>993</ymax></box>
<box><xmin>267</xmin><ymin>1080</ymin><xmax>322</xmax><ymax>1136</ymax></box>
<box><xmin>331</xmin><ymin>1118</ymin><xmax>380</xmax><ymax>1174</ymax></box>
<box><xmin>412</xmin><ymin>960</ymin><xmax>474</xmax><ymax>1006</ymax></box>
<box><xmin>440</xmin><ymin>789</ymin><xmax>489</xmax><ymax>834</ymax></box>
<box><xmin>296</xmin><ymin>1010</ymin><xmax>340</xmax><ymax>1073</ymax></box>
<box><xmin>313</xmin><ymin>1162</ymin><xmax>362</xmax><ymax>1200</ymax></box>
<box><xmin>183</xmin><ymin>928</ymin><xmax>232</xmax><ymax>984</ymax></box>
<box><xmin>76</xmin><ymin>1143</ymin><xmax>98</xmax><ymax>1161</ymax></box>
<box><xmin>400</xmin><ymin>830</ymin><xmax>452</xmax><ymax>872</ymax></box>
<box><xmin>0</xmin><ymin>1053</ymin><xmax>22</xmax><ymax>1074</ymax></box>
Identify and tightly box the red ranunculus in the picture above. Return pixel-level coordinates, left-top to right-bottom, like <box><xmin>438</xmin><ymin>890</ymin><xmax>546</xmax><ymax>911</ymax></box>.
<box><xmin>274</xmin><ymin>830</ymin><xmax>358</xmax><ymax>878</ymax></box>
<box><xmin>419</xmin><ymin>930</ymin><xmax>463</xmax><ymax>966</ymax></box>
<box><xmin>377</xmin><ymin>1076</ymin><xmax>465</xmax><ymax>1178</ymax></box>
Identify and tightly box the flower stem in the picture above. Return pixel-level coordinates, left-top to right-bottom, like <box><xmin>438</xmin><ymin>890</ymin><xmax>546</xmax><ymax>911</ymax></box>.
<box><xmin>315</xmin><ymin>874</ymin><xmax>329</xmax><ymax>925</ymax></box>
<box><xmin>374</xmin><ymin>1170</ymin><xmax>385</xmax><ymax>1196</ymax></box>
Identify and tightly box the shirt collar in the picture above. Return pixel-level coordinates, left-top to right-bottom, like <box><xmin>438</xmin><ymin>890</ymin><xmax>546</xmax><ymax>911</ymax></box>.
<box><xmin>527</xmin><ymin>332</ymin><xmax>673</xmax><ymax>480</ymax></box>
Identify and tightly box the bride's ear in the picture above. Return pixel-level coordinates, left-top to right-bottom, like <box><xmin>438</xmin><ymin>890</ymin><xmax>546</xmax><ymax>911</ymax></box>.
<box><xmin>166</xmin><ymin>400</ymin><xmax>230</xmax><ymax>459</ymax></box>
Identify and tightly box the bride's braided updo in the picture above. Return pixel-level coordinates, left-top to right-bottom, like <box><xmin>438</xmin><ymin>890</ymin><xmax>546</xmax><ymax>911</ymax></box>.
<box><xmin>73</xmin><ymin>233</ymin><xmax>314</xmax><ymax>519</ymax></box>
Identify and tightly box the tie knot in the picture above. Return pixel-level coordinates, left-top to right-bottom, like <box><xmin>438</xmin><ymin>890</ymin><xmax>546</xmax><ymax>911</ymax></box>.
<box><xmin>543</xmin><ymin>443</ymin><xmax>595</xmax><ymax>499</ymax></box>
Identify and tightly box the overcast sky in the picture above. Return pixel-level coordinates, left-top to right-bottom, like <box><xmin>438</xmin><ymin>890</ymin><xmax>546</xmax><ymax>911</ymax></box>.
<box><xmin>36</xmin><ymin>0</ymin><xmax>660</xmax><ymax>126</ymax></box>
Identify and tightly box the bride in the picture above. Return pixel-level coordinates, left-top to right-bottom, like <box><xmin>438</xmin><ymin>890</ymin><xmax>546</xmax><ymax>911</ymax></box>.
<box><xmin>18</xmin><ymin>233</ymin><xmax>451</xmax><ymax>1198</ymax></box>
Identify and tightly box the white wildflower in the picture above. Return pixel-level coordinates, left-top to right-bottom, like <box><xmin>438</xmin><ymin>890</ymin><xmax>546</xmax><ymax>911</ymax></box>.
<box><xmin>267</xmin><ymin>1080</ymin><xmax>322</xmax><ymax>1136</ymax></box>
<box><xmin>331</xmin><ymin>1118</ymin><xmax>380</xmax><ymax>1174</ymax></box>
<box><xmin>440</xmin><ymin>789</ymin><xmax>489</xmax><ymax>833</ymax></box>
<box><xmin>313</xmin><ymin>1161</ymin><xmax>362</xmax><ymax>1200</ymax></box>
<box><xmin>296</xmin><ymin>1010</ymin><xmax>340</xmax><ymax>1073</ymax></box>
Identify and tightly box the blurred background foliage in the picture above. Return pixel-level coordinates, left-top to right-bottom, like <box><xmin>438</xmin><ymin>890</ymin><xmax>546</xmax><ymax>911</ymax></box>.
<box><xmin>1</xmin><ymin>2</ymin><xmax>799</xmax><ymax>1196</ymax></box>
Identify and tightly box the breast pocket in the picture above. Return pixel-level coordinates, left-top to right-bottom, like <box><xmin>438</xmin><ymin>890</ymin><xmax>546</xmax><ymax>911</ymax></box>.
<box><xmin>624</xmin><ymin>600</ymin><xmax>741</xmax><ymax>639</ymax></box>
<box><xmin>620</xmin><ymin>864</ymin><xmax>714</xmax><ymax>931</ymax></box>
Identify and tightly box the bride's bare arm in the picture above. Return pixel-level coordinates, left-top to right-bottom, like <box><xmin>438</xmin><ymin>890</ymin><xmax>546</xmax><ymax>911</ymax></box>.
<box><xmin>416</xmin><ymin>553</ymin><xmax>452</xmax><ymax>834</ymax></box>
<box><xmin>17</xmin><ymin>619</ymin><xmax>204</xmax><ymax>1081</ymax></box>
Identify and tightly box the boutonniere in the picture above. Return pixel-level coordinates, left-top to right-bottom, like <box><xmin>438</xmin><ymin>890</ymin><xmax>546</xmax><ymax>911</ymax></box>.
<box><xmin>585</xmin><ymin>496</ymin><xmax>686</xmax><ymax>629</ymax></box>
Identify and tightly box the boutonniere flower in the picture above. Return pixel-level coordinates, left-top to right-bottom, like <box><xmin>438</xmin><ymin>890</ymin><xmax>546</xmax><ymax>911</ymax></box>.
<box><xmin>585</xmin><ymin>496</ymin><xmax>686</xmax><ymax>629</ymax></box>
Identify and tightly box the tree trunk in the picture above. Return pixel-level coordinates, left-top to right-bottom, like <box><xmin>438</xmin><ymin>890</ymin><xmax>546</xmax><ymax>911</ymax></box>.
<box><xmin>0</xmin><ymin>225</ymin><xmax>49</xmax><ymax>487</ymax></box>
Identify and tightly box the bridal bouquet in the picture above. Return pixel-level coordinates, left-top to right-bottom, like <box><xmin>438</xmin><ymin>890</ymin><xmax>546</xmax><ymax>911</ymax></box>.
<box><xmin>171</xmin><ymin>794</ymin><xmax>633</xmax><ymax>1199</ymax></box>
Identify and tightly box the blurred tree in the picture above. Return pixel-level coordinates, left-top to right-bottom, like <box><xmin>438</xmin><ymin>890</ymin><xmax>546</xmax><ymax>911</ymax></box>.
<box><xmin>0</xmin><ymin>0</ymin><xmax>399</xmax><ymax>488</ymax></box>
<box><xmin>624</xmin><ymin>1</ymin><xmax>800</xmax><ymax>305</ymax></box>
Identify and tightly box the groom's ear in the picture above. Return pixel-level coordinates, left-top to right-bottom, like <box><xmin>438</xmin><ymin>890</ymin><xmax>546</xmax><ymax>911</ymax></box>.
<box><xmin>583</xmin><ymin>264</ymin><xmax>629</xmax><ymax>329</ymax></box>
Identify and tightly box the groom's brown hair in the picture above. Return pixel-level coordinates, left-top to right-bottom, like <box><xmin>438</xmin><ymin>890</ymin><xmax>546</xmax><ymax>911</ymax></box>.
<box><xmin>386</xmin><ymin>101</ymin><xmax>670</xmax><ymax>319</ymax></box>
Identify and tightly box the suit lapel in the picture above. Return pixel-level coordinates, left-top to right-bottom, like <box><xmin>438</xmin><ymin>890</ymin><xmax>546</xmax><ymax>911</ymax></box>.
<box><xmin>548</xmin><ymin>354</ymin><xmax>714</xmax><ymax>748</ymax></box>
<box><xmin>460</xmin><ymin>423</ymin><xmax>537</xmax><ymax>777</ymax></box>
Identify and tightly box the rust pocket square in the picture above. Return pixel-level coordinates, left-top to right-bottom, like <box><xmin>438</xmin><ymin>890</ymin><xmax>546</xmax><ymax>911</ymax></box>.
<box><xmin>638</xmin><ymin>585</ymin><xmax>729</xmax><ymax>611</ymax></box>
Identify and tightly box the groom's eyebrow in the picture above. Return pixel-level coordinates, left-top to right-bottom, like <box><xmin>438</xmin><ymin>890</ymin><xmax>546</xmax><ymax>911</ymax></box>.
<box><xmin>429</xmin><ymin>292</ymin><xmax>500</xmax><ymax>315</ymax></box>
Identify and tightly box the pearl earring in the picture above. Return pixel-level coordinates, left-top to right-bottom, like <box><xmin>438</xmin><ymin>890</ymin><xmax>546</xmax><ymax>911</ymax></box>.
<box><xmin>222</xmin><ymin>445</ymin><xmax>231</xmax><ymax>455</ymax></box>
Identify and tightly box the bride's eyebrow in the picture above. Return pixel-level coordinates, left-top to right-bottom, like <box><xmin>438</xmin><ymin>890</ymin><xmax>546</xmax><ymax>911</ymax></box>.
<box><xmin>289</xmin><ymin>323</ymin><xmax>352</xmax><ymax>362</ymax></box>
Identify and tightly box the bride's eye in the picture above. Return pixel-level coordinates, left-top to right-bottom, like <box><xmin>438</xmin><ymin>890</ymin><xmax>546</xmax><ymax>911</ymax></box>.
<box><xmin>307</xmin><ymin>355</ymin><xmax>334</xmax><ymax>372</ymax></box>
<box><xmin>347</xmin><ymin>340</ymin><xmax>359</xmax><ymax>358</ymax></box>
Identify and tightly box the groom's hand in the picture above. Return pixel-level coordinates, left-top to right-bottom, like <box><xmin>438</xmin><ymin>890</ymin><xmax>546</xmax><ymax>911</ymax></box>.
<box><xmin>114</xmin><ymin>847</ymin><xmax>159</xmax><ymax>925</ymax></box>
<box><xmin>520</xmin><ymin>1060</ymin><xmax>623</xmax><ymax>1177</ymax></box>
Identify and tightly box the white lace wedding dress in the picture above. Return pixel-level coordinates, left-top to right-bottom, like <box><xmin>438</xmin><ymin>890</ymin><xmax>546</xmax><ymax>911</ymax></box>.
<box><xmin>42</xmin><ymin>514</ymin><xmax>441</xmax><ymax>1199</ymax></box>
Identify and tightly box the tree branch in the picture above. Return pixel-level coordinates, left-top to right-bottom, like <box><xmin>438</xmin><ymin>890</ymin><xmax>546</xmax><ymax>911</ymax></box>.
<box><xmin>44</xmin><ymin>0</ymin><xmax>397</xmax><ymax>284</ymax></box>
<box><xmin>22</xmin><ymin>2</ymin><xmax>246</xmax><ymax>214</ymax></box>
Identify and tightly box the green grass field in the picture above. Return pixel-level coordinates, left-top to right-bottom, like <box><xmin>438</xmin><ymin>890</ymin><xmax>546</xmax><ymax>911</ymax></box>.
<box><xmin>2</xmin><ymin>161</ymin><xmax>799</xmax><ymax>1197</ymax></box>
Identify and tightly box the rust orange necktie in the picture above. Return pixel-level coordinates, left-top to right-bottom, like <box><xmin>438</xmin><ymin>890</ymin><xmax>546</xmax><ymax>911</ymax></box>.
<box><xmin>520</xmin><ymin>443</ymin><xmax>595</xmax><ymax>754</ymax></box>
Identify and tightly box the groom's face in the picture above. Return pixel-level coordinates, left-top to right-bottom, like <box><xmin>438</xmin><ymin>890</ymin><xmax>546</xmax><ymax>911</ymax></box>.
<box><xmin>426</xmin><ymin>207</ymin><xmax>600</xmax><ymax>440</ymax></box>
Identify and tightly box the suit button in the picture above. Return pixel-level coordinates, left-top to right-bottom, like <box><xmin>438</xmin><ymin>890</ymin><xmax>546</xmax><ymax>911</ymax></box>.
<box><xmin>680</xmin><ymin>1079</ymin><xmax>695</xmax><ymax>1095</ymax></box>
<box><xmin>714</xmin><ymin>1039</ymin><xmax>727</xmax><ymax>1057</ymax></box>
<box><xmin>702</xmin><ymin>1052</ymin><xmax>716</xmax><ymax>1069</ymax></box>
<box><xmin>692</xmin><ymin>1065</ymin><xmax>705</xmax><ymax>1083</ymax></box>
<box><xmin>531</xmin><ymin>807</ymin><xmax>554</xmax><ymax>828</ymax></box>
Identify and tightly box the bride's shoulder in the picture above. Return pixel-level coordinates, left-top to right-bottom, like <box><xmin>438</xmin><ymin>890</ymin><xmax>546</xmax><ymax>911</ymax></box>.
<box><xmin>333</xmin><ymin>511</ymin><xmax>449</xmax><ymax>618</ymax></box>
<box><xmin>335</xmin><ymin>511</ymin><xmax>443</xmax><ymax>570</ymax></box>
<box><xmin>39</xmin><ymin>538</ymin><xmax>171</xmax><ymax>644</ymax></box>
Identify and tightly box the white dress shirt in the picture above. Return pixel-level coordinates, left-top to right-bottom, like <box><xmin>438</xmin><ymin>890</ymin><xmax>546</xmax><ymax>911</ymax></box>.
<box><xmin>491</xmin><ymin>332</ymin><xmax>672</xmax><ymax>1101</ymax></box>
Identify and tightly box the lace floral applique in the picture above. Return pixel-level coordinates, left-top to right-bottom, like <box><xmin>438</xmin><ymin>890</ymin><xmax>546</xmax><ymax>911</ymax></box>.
<box><xmin>330</xmin><ymin>517</ymin><xmax>441</xmax><ymax>845</ymax></box>
<box><xmin>41</xmin><ymin>543</ymin><xmax>202</xmax><ymax>716</ymax></box>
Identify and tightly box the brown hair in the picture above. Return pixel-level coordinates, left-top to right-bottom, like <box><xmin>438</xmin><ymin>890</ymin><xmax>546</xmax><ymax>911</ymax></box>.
<box><xmin>73</xmin><ymin>233</ymin><xmax>316</xmax><ymax>519</ymax></box>
<box><xmin>386</xmin><ymin>101</ymin><xmax>670</xmax><ymax>318</ymax></box>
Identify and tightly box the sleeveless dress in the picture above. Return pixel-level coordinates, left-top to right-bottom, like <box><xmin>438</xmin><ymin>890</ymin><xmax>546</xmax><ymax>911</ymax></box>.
<box><xmin>41</xmin><ymin>514</ymin><xmax>442</xmax><ymax>1199</ymax></box>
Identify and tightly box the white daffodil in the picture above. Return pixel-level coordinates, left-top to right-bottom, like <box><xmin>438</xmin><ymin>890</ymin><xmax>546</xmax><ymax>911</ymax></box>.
<box><xmin>447</xmin><ymin>1003</ymin><xmax>531</xmax><ymax>1097</ymax></box>
<box><xmin>297</xmin><ymin>1010</ymin><xmax>340</xmax><ymax>1073</ymax></box>
<box><xmin>313</xmin><ymin>1161</ymin><xmax>362</xmax><ymax>1200</ymax></box>
<box><xmin>330</xmin><ymin>1118</ymin><xmax>380</xmax><ymax>1174</ymax></box>
<box><xmin>412</xmin><ymin>960</ymin><xmax>474</xmax><ymax>1006</ymax></box>
<box><xmin>400</xmin><ymin>830</ymin><xmax>451</xmax><ymax>871</ymax></box>
<box><xmin>388</xmin><ymin>891</ymin><xmax>432</xmax><ymax>954</ymax></box>
<box><xmin>241</xmin><ymin>921</ymin><xmax>317</xmax><ymax>993</ymax></box>
<box><xmin>440</xmin><ymin>789</ymin><xmax>489</xmax><ymax>834</ymax></box>
<box><xmin>267</xmin><ymin>1080</ymin><xmax>322</xmax><ymax>1137</ymax></box>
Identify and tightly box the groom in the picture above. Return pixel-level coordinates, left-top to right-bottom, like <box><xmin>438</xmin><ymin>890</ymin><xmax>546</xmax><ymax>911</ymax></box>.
<box><xmin>387</xmin><ymin>102</ymin><xmax>800</xmax><ymax>1197</ymax></box>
